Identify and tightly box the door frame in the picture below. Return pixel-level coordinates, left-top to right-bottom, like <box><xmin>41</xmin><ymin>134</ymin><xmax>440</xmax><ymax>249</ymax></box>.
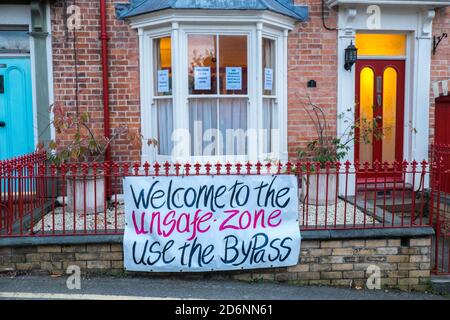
<box><xmin>336</xmin><ymin>6</ymin><xmax>436</xmax><ymax>196</ymax></box>
<box><xmin>354</xmin><ymin>59</ymin><xmax>406</xmax><ymax>168</ymax></box>
<box><xmin>0</xmin><ymin>2</ymin><xmax>55</xmax><ymax>155</ymax></box>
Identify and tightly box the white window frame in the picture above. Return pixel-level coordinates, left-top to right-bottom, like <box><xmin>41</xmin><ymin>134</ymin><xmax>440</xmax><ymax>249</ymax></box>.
<box><xmin>134</xmin><ymin>12</ymin><xmax>294</xmax><ymax>164</ymax></box>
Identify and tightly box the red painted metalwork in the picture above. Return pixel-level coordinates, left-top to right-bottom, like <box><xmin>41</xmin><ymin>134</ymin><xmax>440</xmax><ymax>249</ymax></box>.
<box><xmin>435</xmin><ymin>95</ymin><xmax>450</xmax><ymax>146</ymax></box>
<box><xmin>355</xmin><ymin>59</ymin><xmax>405</xmax><ymax>181</ymax></box>
<box><xmin>100</xmin><ymin>0</ymin><xmax>111</xmax><ymax>197</ymax></box>
<box><xmin>0</xmin><ymin>154</ymin><xmax>438</xmax><ymax>238</ymax></box>
<box><xmin>430</xmin><ymin>144</ymin><xmax>450</xmax><ymax>274</ymax></box>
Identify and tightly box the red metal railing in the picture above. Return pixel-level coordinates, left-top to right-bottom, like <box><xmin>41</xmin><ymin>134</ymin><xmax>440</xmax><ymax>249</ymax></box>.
<box><xmin>0</xmin><ymin>151</ymin><xmax>47</xmax><ymax>235</ymax></box>
<box><xmin>430</xmin><ymin>144</ymin><xmax>450</xmax><ymax>274</ymax></box>
<box><xmin>0</xmin><ymin>155</ymin><xmax>439</xmax><ymax>237</ymax></box>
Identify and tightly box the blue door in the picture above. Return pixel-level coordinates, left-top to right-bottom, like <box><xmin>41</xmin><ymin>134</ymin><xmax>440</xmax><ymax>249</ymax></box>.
<box><xmin>0</xmin><ymin>58</ymin><xmax>34</xmax><ymax>160</ymax></box>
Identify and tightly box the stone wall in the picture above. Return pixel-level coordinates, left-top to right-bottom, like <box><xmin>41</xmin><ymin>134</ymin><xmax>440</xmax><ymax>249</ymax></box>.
<box><xmin>0</xmin><ymin>233</ymin><xmax>433</xmax><ymax>292</ymax></box>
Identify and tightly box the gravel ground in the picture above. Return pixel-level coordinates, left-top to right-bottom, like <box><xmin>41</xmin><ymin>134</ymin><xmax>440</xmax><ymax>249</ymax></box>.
<box><xmin>31</xmin><ymin>204</ymin><xmax>125</xmax><ymax>233</ymax></box>
<box><xmin>299</xmin><ymin>199</ymin><xmax>375</xmax><ymax>227</ymax></box>
<box><xmin>32</xmin><ymin>198</ymin><xmax>375</xmax><ymax>232</ymax></box>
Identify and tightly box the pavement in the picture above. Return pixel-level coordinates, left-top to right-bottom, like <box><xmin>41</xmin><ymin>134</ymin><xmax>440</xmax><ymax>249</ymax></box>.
<box><xmin>0</xmin><ymin>275</ymin><xmax>448</xmax><ymax>300</ymax></box>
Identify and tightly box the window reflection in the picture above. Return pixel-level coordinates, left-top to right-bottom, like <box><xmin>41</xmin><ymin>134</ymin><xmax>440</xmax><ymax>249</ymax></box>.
<box><xmin>0</xmin><ymin>31</ymin><xmax>30</xmax><ymax>54</ymax></box>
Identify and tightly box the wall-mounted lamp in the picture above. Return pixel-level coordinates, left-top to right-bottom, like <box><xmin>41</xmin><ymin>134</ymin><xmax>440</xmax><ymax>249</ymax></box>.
<box><xmin>344</xmin><ymin>41</ymin><xmax>358</xmax><ymax>71</ymax></box>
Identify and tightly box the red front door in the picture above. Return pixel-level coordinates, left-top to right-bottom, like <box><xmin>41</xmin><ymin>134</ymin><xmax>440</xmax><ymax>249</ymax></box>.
<box><xmin>355</xmin><ymin>59</ymin><xmax>405</xmax><ymax>179</ymax></box>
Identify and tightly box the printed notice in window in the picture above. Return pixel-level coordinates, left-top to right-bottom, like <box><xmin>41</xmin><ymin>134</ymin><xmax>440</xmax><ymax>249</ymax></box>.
<box><xmin>194</xmin><ymin>66</ymin><xmax>211</xmax><ymax>91</ymax></box>
<box><xmin>226</xmin><ymin>67</ymin><xmax>242</xmax><ymax>91</ymax></box>
<box><xmin>264</xmin><ymin>68</ymin><xmax>273</xmax><ymax>91</ymax></box>
<box><xmin>157</xmin><ymin>69</ymin><xmax>170</xmax><ymax>93</ymax></box>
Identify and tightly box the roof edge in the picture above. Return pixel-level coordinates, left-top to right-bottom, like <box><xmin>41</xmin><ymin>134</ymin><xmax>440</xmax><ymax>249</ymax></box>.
<box><xmin>115</xmin><ymin>0</ymin><xmax>308</xmax><ymax>21</ymax></box>
<box><xmin>326</xmin><ymin>0</ymin><xmax>450</xmax><ymax>7</ymax></box>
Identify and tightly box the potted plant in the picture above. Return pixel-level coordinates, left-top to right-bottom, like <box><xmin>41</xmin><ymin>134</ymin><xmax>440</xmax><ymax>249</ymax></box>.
<box><xmin>297</xmin><ymin>96</ymin><xmax>382</xmax><ymax>206</ymax></box>
<box><xmin>38</xmin><ymin>104</ymin><xmax>157</xmax><ymax>214</ymax></box>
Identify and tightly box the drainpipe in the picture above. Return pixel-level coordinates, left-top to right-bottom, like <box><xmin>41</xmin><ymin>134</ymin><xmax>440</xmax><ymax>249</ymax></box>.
<box><xmin>100</xmin><ymin>0</ymin><xmax>111</xmax><ymax>197</ymax></box>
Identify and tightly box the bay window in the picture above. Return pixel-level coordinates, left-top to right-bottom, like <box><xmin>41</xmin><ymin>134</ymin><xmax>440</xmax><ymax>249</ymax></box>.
<box><xmin>141</xmin><ymin>22</ymin><xmax>289</xmax><ymax>164</ymax></box>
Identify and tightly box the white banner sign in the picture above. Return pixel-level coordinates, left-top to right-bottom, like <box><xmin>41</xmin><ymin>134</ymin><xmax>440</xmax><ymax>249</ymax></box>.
<box><xmin>123</xmin><ymin>175</ymin><xmax>301</xmax><ymax>272</ymax></box>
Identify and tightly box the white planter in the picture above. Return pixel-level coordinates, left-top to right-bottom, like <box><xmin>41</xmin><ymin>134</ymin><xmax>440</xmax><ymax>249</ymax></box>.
<box><xmin>301</xmin><ymin>170</ymin><xmax>337</xmax><ymax>206</ymax></box>
<box><xmin>66</xmin><ymin>175</ymin><xmax>105</xmax><ymax>214</ymax></box>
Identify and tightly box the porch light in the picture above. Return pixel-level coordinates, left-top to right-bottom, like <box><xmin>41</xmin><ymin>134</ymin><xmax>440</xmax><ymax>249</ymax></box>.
<box><xmin>344</xmin><ymin>41</ymin><xmax>358</xmax><ymax>71</ymax></box>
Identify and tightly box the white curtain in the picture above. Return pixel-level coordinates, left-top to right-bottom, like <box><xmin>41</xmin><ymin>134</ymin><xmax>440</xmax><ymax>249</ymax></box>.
<box><xmin>189</xmin><ymin>98</ymin><xmax>218</xmax><ymax>156</ymax></box>
<box><xmin>189</xmin><ymin>98</ymin><xmax>247</xmax><ymax>156</ymax></box>
<box><xmin>156</xmin><ymin>99</ymin><xmax>174</xmax><ymax>156</ymax></box>
<box><xmin>262</xmin><ymin>98</ymin><xmax>278</xmax><ymax>155</ymax></box>
<box><xmin>219</xmin><ymin>98</ymin><xmax>247</xmax><ymax>155</ymax></box>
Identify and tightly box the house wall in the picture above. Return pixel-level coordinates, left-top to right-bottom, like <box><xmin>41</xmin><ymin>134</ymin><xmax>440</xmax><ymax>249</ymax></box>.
<box><xmin>288</xmin><ymin>0</ymin><xmax>338</xmax><ymax>158</ymax></box>
<box><xmin>50</xmin><ymin>0</ymin><xmax>141</xmax><ymax>162</ymax></box>
<box><xmin>430</xmin><ymin>6</ymin><xmax>450</xmax><ymax>144</ymax></box>
<box><xmin>48</xmin><ymin>0</ymin><xmax>449</xmax><ymax>162</ymax></box>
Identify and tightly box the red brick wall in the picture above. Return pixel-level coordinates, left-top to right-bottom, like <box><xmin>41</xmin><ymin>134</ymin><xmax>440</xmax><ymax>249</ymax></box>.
<box><xmin>49</xmin><ymin>0</ymin><xmax>448</xmax><ymax>162</ymax></box>
<box><xmin>288</xmin><ymin>0</ymin><xmax>338</xmax><ymax>159</ymax></box>
<box><xmin>430</xmin><ymin>7</ymin><xmax>450</xmax><ymax>144</ymax></box>
<box><xmin>51</xmin><ymin>0</ymin><xmax>140</xmax><ymax>163</ymax></box>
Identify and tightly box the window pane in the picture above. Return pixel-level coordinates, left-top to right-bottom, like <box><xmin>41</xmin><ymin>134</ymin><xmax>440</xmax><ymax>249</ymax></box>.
<box><xmin>356</xmin><ymin>34</ymin><xmax>406</xmax><ymax>56</ymax></box>
<box><xmin>153</xmin><ymin>37</ymin><xmax>172</xmax><ymax>96</ymax></box>
<box><xmin>382</xmin><ymin>67</ymin><xmax>397</xmax><ymax>163</ymax></box>
<box><xmin>263</xmin><ymin>38</ymin><xmax>276</xmax><ymax>96</ymax></box>
<box><xmin>359</xmin><ymin>67</ymin><xmax>374</xmax><ymax>163</ymax></box>
<box><xmin>156</xmin><ymin>99</ymin><xmax>174</xmax><ymax>155</ymax></box>
<box><xmin>219</xmin><ymin>98</ymin><xmax>247</xmax><ymax>155</ymax></box>
<box><xmin>219</xmin><ymin>36</ymin><xmax>247</xmax><ymax>95</ymax></box>
<box><xmin>0</xmin><ymin>30</ymin><xmax>30</xmax><ymax>54</ymax></box>
<box><xmin>189</xmin><ymin>98</ymin><xmax>218</xmax><ymax>156</ymax></box>
<box><xmin>188</xmin><ymin>35</ymin><xmax>217</xmax><ymax>94</ymax></box>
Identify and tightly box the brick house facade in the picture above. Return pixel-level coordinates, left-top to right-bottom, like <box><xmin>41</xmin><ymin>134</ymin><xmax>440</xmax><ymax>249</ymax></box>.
<box><xmin>0</xmin><ymin>0</ymin><xmax>449</xmax><ymax>166</ymax></box>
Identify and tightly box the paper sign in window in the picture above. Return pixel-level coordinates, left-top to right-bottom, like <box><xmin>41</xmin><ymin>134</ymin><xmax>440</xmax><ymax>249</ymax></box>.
<box><xmin>264</xmin><ymin>68</ymin><xmax>273</xmax><ymax>91</ymax></box>
<box><xmin>157</xmin><ymin>69</ymin><xmax>170</xmax><ymax>93</ymax></box>
<box><xmin>194</xmin><ymin>66</ymin><xmax>211</xmax><ymax>91</ymax></box>
<box><xmin>226</xmin><ymin>67</ymin><xmax>242</xmax><ymax>91</ymax></box>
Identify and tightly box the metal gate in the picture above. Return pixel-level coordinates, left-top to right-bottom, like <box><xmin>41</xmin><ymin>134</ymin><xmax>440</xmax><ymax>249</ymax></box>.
<box><xmin>431</xmin><ymin>95</ymin><xmax>450</xmax><ymax>274</ymax></box>
<box><xmin>431</xmin><ymin>160</ymin><xmax>450</xmax><ymax>275</ymax></box>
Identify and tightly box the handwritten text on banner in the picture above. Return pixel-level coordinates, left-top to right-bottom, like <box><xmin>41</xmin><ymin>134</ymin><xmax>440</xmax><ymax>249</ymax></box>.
<box><xmin>123</xmin><ymin>175</ymin><xmax>301</xmax><ymax>272</ymax></box>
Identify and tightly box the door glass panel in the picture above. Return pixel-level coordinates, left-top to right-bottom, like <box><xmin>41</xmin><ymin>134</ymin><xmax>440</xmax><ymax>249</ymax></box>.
<box><xmin>359</xmin><ymin>67</ymin><xmax>374</xmax><ymax>163</ymax></box>
<box><xmin>356</xmin><ymin>34</ymin><xmax>406</xmax><ymax>57</ymax></box>
<box><xmin>382</xmin><ymin>67</ymin><xmax>397</xmax><ymax>163</ymax></box>
<box><xmin>0</xmin><ymin>31</ymin><xmax>30</xmax><ymax>54</ymax></box>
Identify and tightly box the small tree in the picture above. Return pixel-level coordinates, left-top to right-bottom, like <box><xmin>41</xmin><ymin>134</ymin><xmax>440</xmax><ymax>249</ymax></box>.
<box><xmin>297</xmin><ymin>95</ymin><xmax>384</xmax><ymax>167</ymax></box>
<box><xmin>37</xmin><ymin>103</ymin><xmax>158</xmax><ymax>164</ymax></box>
